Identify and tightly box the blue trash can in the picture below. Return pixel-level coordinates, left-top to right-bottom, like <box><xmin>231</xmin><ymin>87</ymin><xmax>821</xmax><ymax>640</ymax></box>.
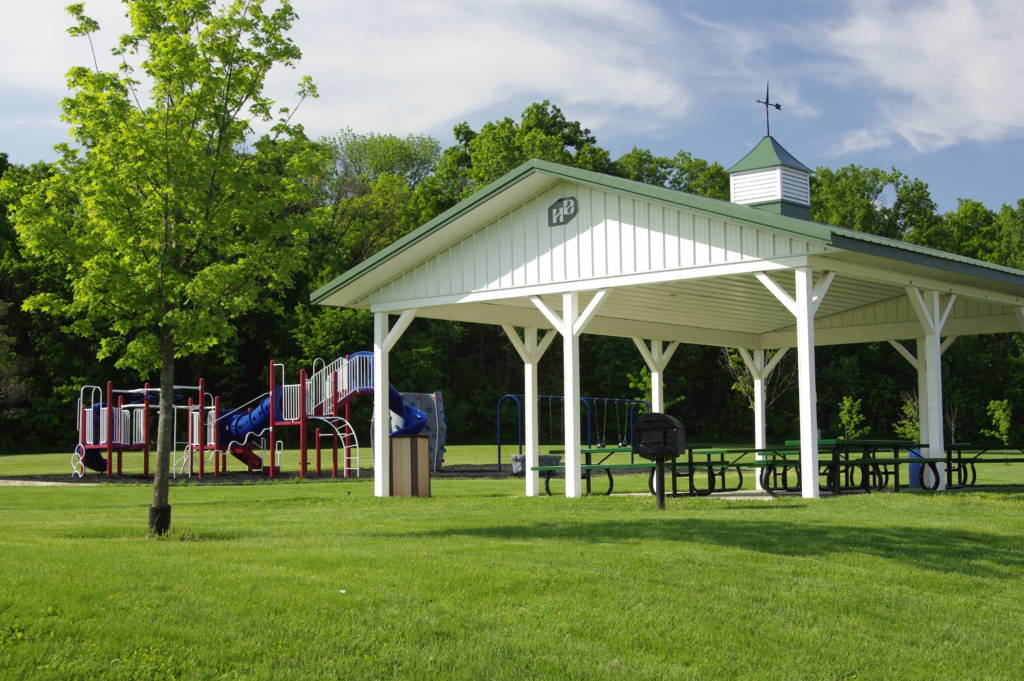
<box><xmin>908</xmin><ymin>449</ymin><xmax>922</xmax><ymax>488</ymax></box>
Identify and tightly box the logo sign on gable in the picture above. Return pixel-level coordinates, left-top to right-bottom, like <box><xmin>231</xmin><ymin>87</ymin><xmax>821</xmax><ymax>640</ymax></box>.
<box><xmin>547</xmin><ymin>197</ymin><xmax>578</xmax><ymax>227</ymax></box>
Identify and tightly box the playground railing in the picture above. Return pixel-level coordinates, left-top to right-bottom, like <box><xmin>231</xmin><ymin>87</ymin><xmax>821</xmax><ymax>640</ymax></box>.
<box><xmin>307</xmin><ymin>356</ymin><xmax>346</xmax><ymax>413</ymax></box>
<box><xmin>339</xmin><ymin>352</ymin><xmax>372</xmax><ymax>401</ymax></box>
<box><xmin>282</xmin><ymin>384</ymin><xmax>301</xmax><ymax>421</ymax></box>
<box><xmin>188</xmin><ymin>406</ymin><xmax>217</xmax><ymax>447</ymax></box>
<box><xmin>131</xmin><ymin>405</ymin><xmax>147</xmax><ymax>445</ymax></box>
<box><xmin>306</xmin><ymin>352</ymin><xmax>374</xmax><ymax>415</ymax></box>
<box><xmin>81</xmin><ymin>406</ymin><xmax>136</xmax><ymax>446</ymax></box>
<box><xmin>216</xmin><ymin>391</ymin><xmax>270</xmax><ymax>422</ymax></box>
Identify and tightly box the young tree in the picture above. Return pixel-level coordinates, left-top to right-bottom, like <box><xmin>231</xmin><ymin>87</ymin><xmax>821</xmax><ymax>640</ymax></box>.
<box><xmin>11</xmin><ymin>0</ymin><xmax>319</xmax><ymax>534</ymax></box>
<box><xmin>981</xmin><ymin>399</ymin><xmax>1012</xmax><ymax>446</ymax></box>
<box><xmin>892</xmin><ymin>394</ymin><xmax>919</xmax><ymax>442</ymax></box>
<box><xmin>837</xmin><ymin>395</ymin><xmax>870</xmax><ymax>440</ymax></box>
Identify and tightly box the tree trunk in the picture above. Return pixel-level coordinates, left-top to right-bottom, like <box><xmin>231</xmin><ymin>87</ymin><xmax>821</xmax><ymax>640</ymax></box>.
<box><xmin>149</xmin><ymin>331</ymin><xmax>175</xmax><ymax>535</ymax></box>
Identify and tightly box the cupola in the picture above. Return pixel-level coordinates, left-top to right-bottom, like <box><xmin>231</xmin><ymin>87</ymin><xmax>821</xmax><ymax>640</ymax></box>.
<box><xmin>727</xmin><ymin>135</ymin><xmax>812</xmax><ymax>219</ymax></box>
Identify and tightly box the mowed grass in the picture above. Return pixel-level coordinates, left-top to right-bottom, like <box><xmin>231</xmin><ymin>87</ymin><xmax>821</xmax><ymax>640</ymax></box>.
<box><xmin>2</xmin><ymin>450</ymin><xmax>1024</xmax><ymax>680</ymax></box>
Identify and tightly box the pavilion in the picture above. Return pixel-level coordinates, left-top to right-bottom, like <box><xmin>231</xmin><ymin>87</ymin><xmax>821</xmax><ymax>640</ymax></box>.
<box><xmin>311</xmin><ymin>137</ymin><xmax>1024</xmax><ymax>499</ymax></box>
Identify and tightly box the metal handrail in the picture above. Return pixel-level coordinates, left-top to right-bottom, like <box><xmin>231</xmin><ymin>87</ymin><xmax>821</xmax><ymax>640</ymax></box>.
<box><xmin>216</xmin><ymin>391</ymin><xmax>271</xmax><ymax>422</ymax></box>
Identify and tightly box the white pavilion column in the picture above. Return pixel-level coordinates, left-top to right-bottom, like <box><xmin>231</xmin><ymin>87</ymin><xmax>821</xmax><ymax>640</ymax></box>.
<box><xmin>921</xmin><ymin>331</ymin><xmax>945</xmax><ymax>489</ymax></box>
<box><xmin>632</xmin><ymin>338</ymin><xmax>680</xmax><ymax>496</ymax></box>
<box><xmin>502</xmin><ymin>325</ymin><xmax>557</xmax><ymax>497</ymax></box>
<box><xmin>563</xmin><ymin>293</ymin><xmax>582</xmax><ymax>497</ymax></box>
<box><xmin>916</xmin><ymin>339</ymin><xmax>929</xmax><ymax>451</ymax></box>
<box><xmin>907</xmin><ymin>287</ymin><xmax>956</xmax><ymax>490</ymax></box>
<box><xmin>531</xmin><ymin>290</ymin><xmax>608</xmax><ymax>498</ymax></box>
<box><xmin>889</xmin><ymin>335</ymin><xmax>957</xmax><ymax>488</ymax></box>
<box><xmin>794</xmin><ymin>267</ymin><xmax>820</xmax><ymax>499</ymax></box>
<box><xmin>737</xmin><ymin>347</ymin><xmax>789</xmax><ymax>491</ymax></box>
<box><xmin>756</xmin><ymin>268</ymin><xmax>833</xmax><ymax>499</ymax></box>
<box><xmin>631</xmin><ymin>339</ymin><xmax>680</xmax><ymax>413</ymax></box>
<box><xmin>372</xmin><ymin>309</ymin><xmax>417</xmax><ymax>497</ymax></box>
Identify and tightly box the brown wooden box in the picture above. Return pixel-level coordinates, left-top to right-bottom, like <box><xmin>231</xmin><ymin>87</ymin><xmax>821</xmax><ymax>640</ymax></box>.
<box><xmin>389</xmin><ymin>435</ymin><xmax>431</xmax><ymax>497</ymax></box>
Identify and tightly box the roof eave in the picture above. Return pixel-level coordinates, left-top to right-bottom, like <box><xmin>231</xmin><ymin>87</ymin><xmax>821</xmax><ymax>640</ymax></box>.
<box><xmin>829</xmin><ymin>232</ymin><xmax>1024</xmax><ymax>292</ymax></box>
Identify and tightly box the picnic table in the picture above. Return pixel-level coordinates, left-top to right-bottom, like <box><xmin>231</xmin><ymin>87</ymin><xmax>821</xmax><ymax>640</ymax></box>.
<box><xmin>944</xmin><ymin>444</ymin><xmax>1024</xmax><ymax>488</ymax></box>
<box><xmin>782</xmin><ymin>439</ymin><xmax>946</xmax><ymax>493</ymax></box>
<box><xmin>529</xmin><ymin>440</ymin><xmax>1024</xmax><ymax>496</ymax></box>
<box><xmin>537</xmin><ymin>447</ymin><xmax>644</xmax><ymax>495</ymax></box>
<box><xmin>534</xmin><ymin>446</ymin><xmax>795</xmax><ymax>496</ymax></box>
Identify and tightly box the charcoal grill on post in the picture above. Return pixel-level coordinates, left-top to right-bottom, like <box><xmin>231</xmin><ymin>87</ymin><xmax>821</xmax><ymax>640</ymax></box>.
<box><xmin>632</xmin><ymin>413</ymin><xmax>686</xmax><ymax>510</ymax></box>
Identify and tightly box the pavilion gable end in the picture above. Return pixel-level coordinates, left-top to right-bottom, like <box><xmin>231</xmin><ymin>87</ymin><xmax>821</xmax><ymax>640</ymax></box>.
<box><xmin>357</xmin><ymin>180</ymin><xmax>827</xmax><ymax>308</ymax></box>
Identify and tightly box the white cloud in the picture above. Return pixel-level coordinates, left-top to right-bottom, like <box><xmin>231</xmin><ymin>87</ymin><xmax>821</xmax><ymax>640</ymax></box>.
<box><xmin>0</xmin><ymin>1</ymin><xmax>130</xmax><ymax>142</ymax></box>
<box><xmin>282</xmin><ymin>0</ymin><xmax>689</xmax><ymax>139</ymax></box>
<box><xmin>0</xmin><ymin>1</ymin><xmax>130</xmax><ymax>95</ymax></box>
<box><xmin>829</xmin><ymin>128</ymin><xmax>892</xmax><ymax>156</ymax></box>
<box><xmin>0</xmin><ymin>1</ymin><xmax>694</xmax><ymax>145</ymax></box>
<box><xmin>826</xmin><ymin>0</ymin><xmax>1024</xmax><ymax>151</ymax></box>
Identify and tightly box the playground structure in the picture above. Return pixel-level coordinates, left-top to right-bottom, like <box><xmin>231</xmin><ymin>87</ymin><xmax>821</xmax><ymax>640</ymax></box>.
<box><xmin>73</xmin><ymin>352</ymin><xmax>446</xmax><ymax>479</ymax></box>
<box><xmin>495</xmin><ymin>393</ymin><xmax>649</xmax><ymax>472</ymax></box>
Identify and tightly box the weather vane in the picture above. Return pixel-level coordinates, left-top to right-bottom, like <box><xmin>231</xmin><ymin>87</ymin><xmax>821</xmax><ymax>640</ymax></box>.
<box><xmin>756</xmin><ymin>81</ymin><xmax>781</xmax><ymax>137</ymax></box>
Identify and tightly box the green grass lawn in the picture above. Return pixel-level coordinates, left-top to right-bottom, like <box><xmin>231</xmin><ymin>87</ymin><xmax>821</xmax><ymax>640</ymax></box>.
<box><xmin>2</xmin><ymin>449</ymin><xmax>1024</xmax><ymax>680</ymax></box>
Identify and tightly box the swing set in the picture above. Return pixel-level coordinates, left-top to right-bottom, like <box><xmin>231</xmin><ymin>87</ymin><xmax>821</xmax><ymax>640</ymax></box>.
<box><xmin>495</xmin><ymin>394</ymin><xmax>650</xmax><ymax>472</ymax></box>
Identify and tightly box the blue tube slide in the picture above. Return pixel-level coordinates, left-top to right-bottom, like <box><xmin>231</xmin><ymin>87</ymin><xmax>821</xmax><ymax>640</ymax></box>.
<box><xmin>219</xmin><ymin>388</ymin><xmax>277</xmax><ymax>444</ymax></box>
<box><xmin>388</xmin><ymin>385</ymin><xmax>427</xmax><ymax>436</ymax></box>
<box><xmin>216</xmin><ymin>382</ymin><xmax>423</xmax><ymax>441</ymax></box>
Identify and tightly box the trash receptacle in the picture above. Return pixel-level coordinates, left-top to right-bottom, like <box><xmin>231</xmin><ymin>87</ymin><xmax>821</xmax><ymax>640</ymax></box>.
<box><xmin>390</xmin><ymin>435</ymin><xmax>430</xmax><ymax>497</ymax></box>
<box><xmin>908</xmin><ymin>448</ymin><xmax>922</xmax><ymax>488</ymax></box>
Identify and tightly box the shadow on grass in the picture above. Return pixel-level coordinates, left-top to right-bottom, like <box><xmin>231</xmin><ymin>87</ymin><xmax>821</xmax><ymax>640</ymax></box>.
<box><xmin>407</xmin><ymin>517</ymin><xmax>1023</xmax><ymax>578</ymax></box>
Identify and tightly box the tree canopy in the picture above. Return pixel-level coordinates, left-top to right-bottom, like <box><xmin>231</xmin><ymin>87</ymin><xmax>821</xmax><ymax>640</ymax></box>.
<box><xmin>8</xmin><ymin>0</ymin><xmax>320</xmax><ymax>532</ymax></box>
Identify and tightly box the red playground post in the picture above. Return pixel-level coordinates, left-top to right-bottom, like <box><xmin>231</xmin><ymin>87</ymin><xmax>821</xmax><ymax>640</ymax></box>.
<box><xmin>299</xmin><ymin>368</ymin><xmax>307</xmax><ymax>478</ymax></box>
<box><xmin>268</xmin><ymin>360</ymin><xmax>276</xmax><ymax>478</ymax></box>
<box><xmin>105</xmin><ymin>381</ymin><xmax>114</xmax><ymax>479</ymax></box>
<box><xmin>197</xmin><ymin>377</ymin><xmax>205</xmax><ymax>479</ymax></box>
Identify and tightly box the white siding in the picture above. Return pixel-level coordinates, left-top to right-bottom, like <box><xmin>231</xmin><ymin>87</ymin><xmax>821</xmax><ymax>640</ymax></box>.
<box><xmin>359</xmin><ymin>181</ymin><xmax>826</xmax><ymax>306</ymax></box>
<box><xmin>780</xmin><ymin>167</ymin><xmax>810</xmax><ymax>206</ymax></box>
<box><xmin>731</xmin><ymin>167</ymin><xmax>810</xmax><ymax>207</ymax></box>
<box><xmin>731</xmin><ymin>169</ymin><xmax>780</xmax><ymax>205</ymax></box>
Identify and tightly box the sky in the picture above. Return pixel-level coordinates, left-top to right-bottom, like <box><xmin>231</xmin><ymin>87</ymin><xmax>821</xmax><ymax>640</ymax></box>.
<box><xmin>2</xmin><ymin>0</ymin><xmax>1023</xmax><ymax>213</ymax></box>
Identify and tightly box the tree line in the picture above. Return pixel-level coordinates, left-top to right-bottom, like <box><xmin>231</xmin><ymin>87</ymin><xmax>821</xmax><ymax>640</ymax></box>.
<box><xmin>4</xmin><ymin>97</ymin><xmax>1023</xmax><ymax>453</ymax></box>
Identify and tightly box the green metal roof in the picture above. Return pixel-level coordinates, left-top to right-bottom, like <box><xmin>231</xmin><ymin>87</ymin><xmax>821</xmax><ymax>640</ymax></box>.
<box><xmin>829</xmin><ymin>229</ymin><xmax>1024</xmax><ymax>288</ymax></box>
<box><xmin>310</xmin><ymin>157</ymin><xmax>1024</xmax><ymax>307</ymax></box>
<box><xmin>727</xmin><ymin>136</ymin><xmax>813</xmax><ymax>174</ymax></box>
